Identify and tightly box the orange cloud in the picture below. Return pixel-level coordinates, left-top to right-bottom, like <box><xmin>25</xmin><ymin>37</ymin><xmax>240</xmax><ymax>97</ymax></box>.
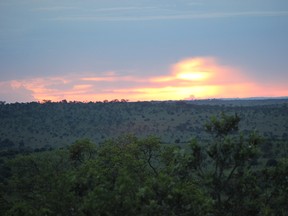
<box><xmin>73</xmin><ymin>84</ymin><xmax>93</xmax><ymax>90</ymax></box>
<box><xmin>173</xmin><ymin>58</ymin><xmax>211</xmax><ymax>81</ymax></box>
<box><xmin>145</xmin><ymin>57</ymin><xmax>249</xmax><ymax>99</ymax></box>
<box><xmin>81</xmin><ymin>75</ymin><xmax>144</xmax><ymax>83</ymax></box>
<box><xmin>1</xmin><ymin>57</ymin><xmax>287</xmax><ymax>103</ymax></box>
<box><xmin>81</xmin><ymin>77</ymin><xmax>117</xmax><ymax>82</ymax></box>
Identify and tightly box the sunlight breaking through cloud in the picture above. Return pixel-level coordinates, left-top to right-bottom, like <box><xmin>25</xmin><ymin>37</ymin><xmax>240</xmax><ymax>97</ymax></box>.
<box><xmin>1</xmin><ymin>57</ymin><xmax>287</xmax><ymax>103</ymax></box>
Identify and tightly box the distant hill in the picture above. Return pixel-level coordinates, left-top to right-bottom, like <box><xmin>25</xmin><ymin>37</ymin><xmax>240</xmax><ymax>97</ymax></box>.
<box><xmin>0</xmin><ymin>99</ymin><xmax>287</xmax><ymax>153</ymax></box>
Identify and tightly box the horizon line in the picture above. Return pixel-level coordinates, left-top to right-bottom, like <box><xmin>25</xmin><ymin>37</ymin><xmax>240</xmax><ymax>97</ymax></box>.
<box><xmin>1</xmin><ymin>96</ymin><xmax>288</xmax><ymax>104</ymax></box>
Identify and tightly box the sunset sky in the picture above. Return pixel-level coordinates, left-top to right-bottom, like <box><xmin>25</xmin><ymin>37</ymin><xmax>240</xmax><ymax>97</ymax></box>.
<box><xmin>1</xmin><ymin>0</ymin><xmax>288</xmax><ymax>102</ymax></box>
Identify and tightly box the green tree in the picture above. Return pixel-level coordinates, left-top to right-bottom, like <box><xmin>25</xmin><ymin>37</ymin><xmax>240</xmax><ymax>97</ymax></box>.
<box><xmin>4</xmin><ymin>150</ymin><xmax>81</xmax><ymax>216</ymax></box>
<box><xmin>190</xmin><ymin>113</ymin><xmax>262</xmax><ymax>215</ymax></box>
<box><xmin>77</xmin><ymin>135</ymin><xmax>211</xmax><ymax>215</ymax></box>
<box><xmin>69</xmin><ymin>139</ymin><xmax>96</xmax><ymax>165</ymax></box>
<box><xmin>260</xmin><ymin>159</ymin><xmax>288</xmax><ymax>215</ymax></box>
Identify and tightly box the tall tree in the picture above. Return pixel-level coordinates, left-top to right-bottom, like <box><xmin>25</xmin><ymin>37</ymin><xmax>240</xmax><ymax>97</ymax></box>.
<box><xmin>190</xmin><ymin>113</ymin><xmax>262</xmax><ymax>215</ymax></box>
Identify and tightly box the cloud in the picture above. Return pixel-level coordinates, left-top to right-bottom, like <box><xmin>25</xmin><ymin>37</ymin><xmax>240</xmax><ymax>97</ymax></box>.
<box><xmin>33</xmin><ymin>5</ymin><xmax>156</xmax><ymax>13</ymax></box>
<box><xmin>1</xmin><ymin>57</ymin><xmax>287</xmax><ymax>103</ymax></box>
<box><xmin>92</xmin><ymin>6</ymin><xmax>157</xmax><ymax>12</ymax></box>
<box><xmin>32</xmin><ymin>6</ymin><xmax>77</xmax><ymax>11</ymax></box>
<box><xmin>72</xmin><ymin>84</ymin><xmax>93</xmax><ymax>91</ymax></box>
<box><xmin>49</xmin><ymin>11</ymin><xmax>288</xmax><ymax>22</ymax></box>
<box><xmin>0</xmin><ymin>81</ymin><xmax>36</xmax><ymax>103</ymax></box>
<box><xmin>81</xmin><ymin>77</ymin><xmax>117</xmax><ymax>82</ymax></box>
<box><xmin>150</xmin><ymin>57</ymin><xmax>245</xmax><ymax>87</ymax></box>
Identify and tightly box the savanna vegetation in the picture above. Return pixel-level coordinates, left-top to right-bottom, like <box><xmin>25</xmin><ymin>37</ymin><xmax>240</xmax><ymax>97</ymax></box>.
<box><xmin>0</xmin><ymin>99</ymin><xmax>287</xmax><ymax>215</ymax></box>
<box><xmin>0</xmin><ymin>99</ymin><xmax>287</xmax><ymax>152</ymax></box>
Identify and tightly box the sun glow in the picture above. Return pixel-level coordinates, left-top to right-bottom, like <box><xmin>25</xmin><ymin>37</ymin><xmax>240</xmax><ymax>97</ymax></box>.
<box><xmin>173</xmin><ymin>58</ymin><xmax>211</xmax><ymax>81</ymax></box>
<box><xmin>176</xmin><ymin>72</ymin><xmax>208</xmax><ymax>81</ymax></box>
<box><xmin>2</xmin><ymin>56</ymin><xmax>287</xmax><ymax>103</ymax></box>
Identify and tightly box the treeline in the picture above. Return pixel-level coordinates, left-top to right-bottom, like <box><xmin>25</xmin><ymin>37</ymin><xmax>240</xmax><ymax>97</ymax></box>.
<box><xmin>0</xmin><ymin>114</ymin><xmax>287</xmax><ymax>215</ymax></box>
<box><xmin>0</xmin><ymin>99</ymin><xmax>130</xmax><ymax>104</ymax></box>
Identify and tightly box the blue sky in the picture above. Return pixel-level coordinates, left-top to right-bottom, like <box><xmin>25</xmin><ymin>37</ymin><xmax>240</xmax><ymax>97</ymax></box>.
<box><xmin>0</xmin><ymin>0</ymin><xmax>288</xmax><ymax>102</ymax></box>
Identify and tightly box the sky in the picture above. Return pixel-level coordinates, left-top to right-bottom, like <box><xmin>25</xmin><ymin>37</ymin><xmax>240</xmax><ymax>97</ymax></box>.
<box><xmin>0</xmin><ymin>0</ymin><xmax>288</xmax><ymax>103</ymax></box>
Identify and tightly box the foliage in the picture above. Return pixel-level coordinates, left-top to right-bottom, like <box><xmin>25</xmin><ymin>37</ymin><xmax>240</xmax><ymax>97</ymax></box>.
<box><xmin>0</xmin><ymin>112</ymin><xmax>287</xmax><ymax>215</ymax></box>
<box><xmin>0</xmin><ymin>99</ymin><xmax>287</xmax><ymax>154</ymax></box>
<box><xmin>1</xmin><ymin>136</ymin><xmax>211</xmax><ymax>215</ymax></box>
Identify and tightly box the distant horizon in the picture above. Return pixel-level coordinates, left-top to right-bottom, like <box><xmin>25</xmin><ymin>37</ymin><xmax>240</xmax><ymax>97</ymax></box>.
<box><xmin>1</xmin><ymin>95</ymin><xmax>288</xmax><ymax>104</ymax></box>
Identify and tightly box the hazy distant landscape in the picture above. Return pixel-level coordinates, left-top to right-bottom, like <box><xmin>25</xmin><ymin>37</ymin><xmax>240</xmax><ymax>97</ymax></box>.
<box><xmin>1</xmin><ymin>98</ymin><xmax>287</xmax><ymax>150</ymax></box>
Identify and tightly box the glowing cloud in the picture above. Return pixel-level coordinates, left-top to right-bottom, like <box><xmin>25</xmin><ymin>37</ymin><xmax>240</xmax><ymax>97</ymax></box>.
<box><xmin>148</xmin><ymin>57</ymin><xmax>249</xmax><ymax>99</ymax></box>
<box><xmin>173</xmin><ymin>58</ymin><xmax>210</xmax><ymax>81</ymax></box>
<box><xmin>1</xmin><ymin>57</ymin><xmax>287</xmax><ymax>103</ymax></box>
